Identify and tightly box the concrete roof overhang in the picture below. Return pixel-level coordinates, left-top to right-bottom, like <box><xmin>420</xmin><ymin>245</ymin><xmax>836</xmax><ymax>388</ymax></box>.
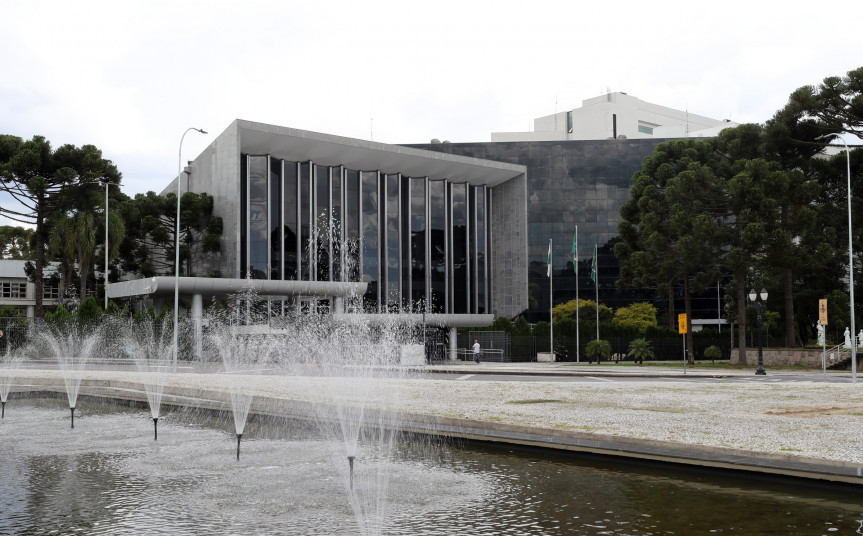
<box><xmin>237</xmin><ymin>120</ymin><xmax>526</xmax><ymax>187</ymax></box>
<box><xmin>331</xmin><ymin>313</ymin><xmax>494</xmax><ymax>329</ymax></box>
<box><xmin>107</xmin><ymin>277</ymin><xmax>367</xmax><ymax>299</ymax></box>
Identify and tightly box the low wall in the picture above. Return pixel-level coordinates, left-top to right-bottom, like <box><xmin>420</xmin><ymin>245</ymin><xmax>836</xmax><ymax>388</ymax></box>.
<box><xmin>738</xmin><ymin>349</ymin><xmax>825</xmax><ymax>368</ymax></box>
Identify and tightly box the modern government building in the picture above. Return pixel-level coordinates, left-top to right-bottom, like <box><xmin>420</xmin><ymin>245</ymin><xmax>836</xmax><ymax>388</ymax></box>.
<box><xmin>105</xmin><ymin>93</ymin><xmax>736</xmax><ymax>331</ymax></box>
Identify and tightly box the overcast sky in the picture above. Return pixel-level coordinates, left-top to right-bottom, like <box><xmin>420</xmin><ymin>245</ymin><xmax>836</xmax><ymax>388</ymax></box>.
<box><xmin>2</xmin><ymin>0</ymin><xmax>861</xmax><ymax>208</ymax></box>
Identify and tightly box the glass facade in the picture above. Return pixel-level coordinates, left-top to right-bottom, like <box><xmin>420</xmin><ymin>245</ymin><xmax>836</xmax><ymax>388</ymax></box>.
<box><xmin>248</xmin><ymin>156</ymin><xmax>268</xmax><ymax>280</ymax></box>
<box><xmin>241</xmin><ymin>155</ymin><xmax>494</xmax><ymax>314</ymax></box>
<box><xmin>408</xmin><ymin>139</ymin><xmax>667</xmax><ymax>319</ymax></box>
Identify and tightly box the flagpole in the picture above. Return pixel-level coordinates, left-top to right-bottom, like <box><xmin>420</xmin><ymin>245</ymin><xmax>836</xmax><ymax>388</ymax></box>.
<box><xmin>549</xmin><ymin>238</ymin><xmax>554</xmax><ymax>361</ymax></box>
<box><xmin>574</xmin><ymin>226</ymin><xmax>580</xmax><ymax>362</ymax></box>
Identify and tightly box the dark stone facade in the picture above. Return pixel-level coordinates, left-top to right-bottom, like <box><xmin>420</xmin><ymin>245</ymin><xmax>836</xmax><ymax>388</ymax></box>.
<box><xmin>405</xmin><ymin>139</ymin><xmax>669</xmax><ymax>319</ymax></box>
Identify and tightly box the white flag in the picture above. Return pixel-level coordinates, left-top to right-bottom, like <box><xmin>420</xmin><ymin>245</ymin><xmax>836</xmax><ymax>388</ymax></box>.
<box><xmin>547</xmin><ymin>240</ymin><xmax>552</xmax><ymax>278</ymax></box>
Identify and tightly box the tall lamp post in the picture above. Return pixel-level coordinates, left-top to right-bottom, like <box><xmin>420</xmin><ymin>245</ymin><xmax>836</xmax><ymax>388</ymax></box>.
<box><xmin>173</xmin><ymin>127</ymin><xmax>207</xmax><ymax>373</ymax></box>
<box><xmin>839</xmin><ymin>137</ymin><xmax>857</xmax><ymax>383</ymax></box>
<box><xmin>98</xmin><ymin>177</ymin><xmax>110</xmax><ymax>309</ymax></box>
<box><xmin>817</xmin><ymin>134</ymin><xmax>856</xmax><ymax>382</ymax></box>
<box><xmin>749</xmin><ymin>288</ymin><xmax>768</xmax><ymax>376</ymax></box>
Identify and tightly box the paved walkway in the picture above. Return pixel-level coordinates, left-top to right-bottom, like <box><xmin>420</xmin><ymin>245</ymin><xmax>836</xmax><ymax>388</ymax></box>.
<box><xmin>426</xmin><ymin>359</ymin><xmax>846</xmax><ymax>378</ymax></box>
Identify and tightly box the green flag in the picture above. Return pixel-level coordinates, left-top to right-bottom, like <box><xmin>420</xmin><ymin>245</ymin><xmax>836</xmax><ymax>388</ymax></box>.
<box><xmin>590</xmin><ymin>243</ymin><xmax>597</xmax><ymax>283</ymax></box>
<box><xmin>571</xmin><ymin>230</ymin><xmax>578</xmax><ymax>274</ymax></box>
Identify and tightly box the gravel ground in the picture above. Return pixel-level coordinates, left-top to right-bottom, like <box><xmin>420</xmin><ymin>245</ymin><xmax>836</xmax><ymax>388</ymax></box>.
<box><xmin>7</xmin><ymin>368</ymin><xmax>863</xmax><ymax>465</ymax></box>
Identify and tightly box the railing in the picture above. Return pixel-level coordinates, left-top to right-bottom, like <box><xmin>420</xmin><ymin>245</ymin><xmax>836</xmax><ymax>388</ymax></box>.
<box><xmin>824</xmin><ymin>343</ymin><xmax>853</xmax><ymax>370</ymax></box>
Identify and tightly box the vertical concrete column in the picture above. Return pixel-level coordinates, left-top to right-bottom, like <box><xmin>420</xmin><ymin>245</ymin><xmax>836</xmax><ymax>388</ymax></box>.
<box><xmin>192</xmin><ymin>293</ymin><xmax>203</xmax><ymax>360</ymax></box>
<box><xmin>334</xmin><ymin>296</ymin><xmax>344</xmax><ymax>314</ymax></box>
<box><xmin>449</xmin><ymin>327</ymin><xmax>458</xmax><ymax>361</ymax></box>
<box><xmin>26</xmin><ymin>305</ymin><xmax>34</xmax><ymax>318</ymax></box>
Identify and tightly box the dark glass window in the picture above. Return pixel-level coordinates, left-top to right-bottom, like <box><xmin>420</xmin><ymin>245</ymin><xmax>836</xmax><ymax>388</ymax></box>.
<box><xmin>361</xmin><ymin>171</ymin><xmax>379</xmax><ymax>311</ymax></box>
<box><xmin>315</xmin><ymin>164</ymin><xmax>330</xmax><ymax>282</ymax></box>
<box><xmin>283</xmin><ymin>161</ymin><xmax>298</xmax><ymax>280</ymax></box>
<box><xmin>344</xmin><ymin>170</ymin><xmax>360</xmax><ymax>282</ymax></box>
<box><xmin>410</xmin><ymin>177</ymin><xmax>426</xmax><ymax>309</ymax></box>
<box><xmin>300</xmin><ymin>162</ymin><xmax>312</xmax><ymax>280</ymax></box>
<box><xmin>331</xmin><ymin>166</ymin><xmax>342</xmax><ymax>281</ymax></box>
<box><xmin>474</xmin><ymin>186</ymin><xmax>486</xmax><ymax>314</ymax></box>
<box><xmin>451</xmin><ymin>182</ymin><xmax>468</xmax><ymax>314</ymax></box>
<box><xmin>240</xmin><ymin>157</ymin><xmax>247</xmax><ymax>278</ymax></box>
<box><xmin>429</xmin><ymin>180</ymin><xmax>446</xmax><ymax>313</ymax></box>
<box><xmin>385</xmin><ymin>174</ymin><xmax>400</xmax><ymax>310</ymax></box>
<box><xmin>248</xmin><ymin>156</ymin><xmax>268</xmax><ymax>280</ymax></box>
<box><xmin>269</xmin><ymin>157</ymin><xmax>281</xmax><ymax>280</ymax></box>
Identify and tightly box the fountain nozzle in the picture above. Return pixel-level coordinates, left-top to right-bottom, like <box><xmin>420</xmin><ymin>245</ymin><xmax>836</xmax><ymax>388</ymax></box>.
<box><xmin>347</xmin><ymin>455</ymin><xmax>355</xmax><ymax>489</ymax></box>
<box><xmin>236</xmin><ymin>433</ymin><xmax>243</xmax><ymax>461</ymax></box>
<box><xmin>153</xmin><ymin>417</ymin><xmax>159</xmax><ymax>441</ymax></box>
<box><xmin>70</xmin><ymin>406</ymin><xmax>75</xmax><ymax>429</ymax></box>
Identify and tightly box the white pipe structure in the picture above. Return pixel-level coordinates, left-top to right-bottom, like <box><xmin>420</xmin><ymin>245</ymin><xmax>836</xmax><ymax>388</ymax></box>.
<box><xmin>173</xmin><ymin>128</ymin><xmax>207</xmax><ymax>372</ymax></box>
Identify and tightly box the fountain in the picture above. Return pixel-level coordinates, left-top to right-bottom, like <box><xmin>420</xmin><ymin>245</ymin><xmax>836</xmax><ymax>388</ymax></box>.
<box><xmin>34</xmin><ymin>320</ymin><xmax>103</xmax><ymax>428</ymax></box>
<box><xmin>124</xmin><ymin>316</ymin><xmax>176</xmax><ymax>440</ymax></box>
<box><xmin>0</xmin><ymin>349</ymin><xmax>25</xmax><ymax>418</ymax></box>
<box><xmin>206</xmin><ymin>289</ymin><xmax>276</xmax><ymax>461</ymax></box>
<box><xmin>274</xmin><ymin>307</ymin><xmax>420</xmax><ymax>536</ymax></box>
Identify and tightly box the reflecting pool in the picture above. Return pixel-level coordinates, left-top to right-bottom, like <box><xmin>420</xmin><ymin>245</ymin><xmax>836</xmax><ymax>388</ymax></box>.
<box><xmin>2</xmin><ymin>398</ymin><xmax>862</xmax><ymax>535</ymax></box>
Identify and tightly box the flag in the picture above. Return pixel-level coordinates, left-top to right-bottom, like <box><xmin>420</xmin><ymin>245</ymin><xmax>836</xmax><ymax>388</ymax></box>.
<box><xmin>546</xmin><ymin>239</ymin><xmax>552</xmax><ymax>277</ymax></box>
<box><xmin>571</xmin><ymin>230</ymin><xmax>578</xmax><ymax>274</ymax></box>
<box><xmin>590</xmin><ymin>243</ymin><xmax>597</xmax><ymax>283</ymax></box>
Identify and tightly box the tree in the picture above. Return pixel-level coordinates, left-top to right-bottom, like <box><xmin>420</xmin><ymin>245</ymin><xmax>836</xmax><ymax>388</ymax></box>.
<box><xmin>616</xmin><ymin>140</ymin><xmax>726</xmax><ymax>362</ymax></box>
<box><xmin>613</xmin><ymin>303</ymin><xmax>658</xmax><ymax>333</ymax></box>
<box><xmin>119</xmin><ymin>191</ymin><xmax>222</xmax><ymax>278</ymax></box>
<box><xmin>552</xmin><ymin>298</ymin><xmax>613</xmax><ymax>324</ymax></box>
<box><xmin>585</xmin><ymin>339</ymin><xmax>611</xmax><ymax>364</ymax></box>
<box><xmin>0</xmin><ymin>135</ymin><xmax>120</xmax><ymax>317</ymax></box>
<box><xmin>0</xmin><ymin>226</ymin><xmax>33</xmax><ymax>259</ymax></box>
<box><xmin>626</xmin><ymin>338</ymin><xmax>654</xmax><ymax>364</ymax></box>
<box><xmin>512</xmin><ymin>316</ymin><xmax>531</xmax><ymax>336</ymax></box>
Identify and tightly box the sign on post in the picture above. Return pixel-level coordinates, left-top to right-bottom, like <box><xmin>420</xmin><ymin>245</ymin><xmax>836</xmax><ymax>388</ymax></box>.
<box><xmin>678</xmin><ymin>314</ymin><xmax>688</xmax><ymax>334</ymax></box>
<box><xmin>819</xmin><ymin>299</ymin><xmax>828</xmax><ymax>325</ymax></box>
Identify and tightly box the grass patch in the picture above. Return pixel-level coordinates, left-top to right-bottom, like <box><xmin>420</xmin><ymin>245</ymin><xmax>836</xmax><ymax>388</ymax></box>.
<box><xmin>629</xmin><ymin>406</ymin><xmax>694</xmax><ymax>414</ymax></box>
<box><xmin>507</xmin><ymin>399</ymin><xmax>564</xmax><ymax>405</ymax></box>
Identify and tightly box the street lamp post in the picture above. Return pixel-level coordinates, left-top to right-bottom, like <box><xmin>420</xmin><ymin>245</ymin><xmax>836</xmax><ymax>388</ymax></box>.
<box><xmin>98</xmin><ymin>177</ymin><xmax>110</xmax><ymax>310</ymax></box>
<box><xmin>173</xmin><ymin>128</ymin><xmax>207</xmax><ymax>373</ymax></box>
<box><xmin>840</xmin><ymin>138</ymin><xmax>857</xmax><ymax>383</ymax></box>
<box><xmin>749</xmin><ymin>288</ymin><xmax>768</xmax><ymax>376</ymax></box>
<box><xmin>817</xmin><ymin>134</ymin><xmax>856</xmax><ymax>383</ymax></box>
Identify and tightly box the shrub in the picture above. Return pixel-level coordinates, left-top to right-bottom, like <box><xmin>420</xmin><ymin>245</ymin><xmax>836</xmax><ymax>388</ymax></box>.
<box><xmin>704</xmin><ymin>345</ymin><xmax>722</xmax><ymax>363</ymax></box>
<box><xmin>585</xmin><ymin>339</ymin><xmax>612</xmax><ymax>363</ymax></box>
<box><xmin>627</xmin><ymin>338</ymin><xmax>654</xmax><ymax>364</ymax></box>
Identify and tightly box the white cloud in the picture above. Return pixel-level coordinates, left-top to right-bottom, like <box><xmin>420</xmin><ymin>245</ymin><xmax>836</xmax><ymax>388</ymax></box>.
<box><xmin>1</xmin><ymin>0</ymin><xmax>861</xmax><ymax>202</ymax></box>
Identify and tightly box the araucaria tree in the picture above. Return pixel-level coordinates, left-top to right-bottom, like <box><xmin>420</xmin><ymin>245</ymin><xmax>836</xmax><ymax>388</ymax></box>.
<box><xmin>616</xmin><ymin>140</ymin><xmax>726</xmax><ymax>362</ymax></box>
<box><xmin>119</xmin><ymin>191</ymin><xmax>222</xmax><ymax>278</ymax></box>
<box><xmin>0</xmin><ymin>135</ymin><xmax>120</xmax><ymax>316</ymax></box>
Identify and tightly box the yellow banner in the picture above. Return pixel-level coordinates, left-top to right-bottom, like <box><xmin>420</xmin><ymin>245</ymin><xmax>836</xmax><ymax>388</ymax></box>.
<box><xmin>678</xmin><ymin>313</ymin><xmax>688</xmax><ymax>334</ymax></box>
<box><xmin>819</xmin><ymin>299</ymin><xmax>828</xmax><ymax>325</ymax></box>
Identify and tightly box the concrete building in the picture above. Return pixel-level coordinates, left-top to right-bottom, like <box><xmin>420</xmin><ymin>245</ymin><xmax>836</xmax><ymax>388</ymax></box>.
<box><xmin>109</xmin><ymin>120</ymin><xmax>530</xmax><ymax>330</ymax></box>
<box><xmin>0</xmin><ymin>260</ymin><xmax>60</xmax><ymax>318</ymax></box>
<box><xmin>492</xmin><ymin>92</ymin><xmax>737</xmax><ymax>143</ymax></box>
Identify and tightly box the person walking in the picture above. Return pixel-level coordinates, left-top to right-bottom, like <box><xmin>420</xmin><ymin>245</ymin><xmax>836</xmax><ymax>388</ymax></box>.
<box><xmin>473</xmin><ymin>339</ymin><xmax>481</xmax><ymax>364</ymax></box>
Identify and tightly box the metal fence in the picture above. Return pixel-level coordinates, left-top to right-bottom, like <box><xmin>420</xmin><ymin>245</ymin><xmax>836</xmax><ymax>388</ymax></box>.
<box><xmin>453</xmin><ymin>333</ymin><xmax>734</xmax><ymax>363</ymax></box>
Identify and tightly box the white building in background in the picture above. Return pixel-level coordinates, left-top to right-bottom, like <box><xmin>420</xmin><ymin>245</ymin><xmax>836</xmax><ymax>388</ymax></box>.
<box><xmin>492</xmin><ymin>92</ymin><xmax>738</xmax><ymax>142</ymax></box>
<box><xmin>0</xmin><ymin>260</ymin><xmax>61</xmax><ymax>318</ymax></box>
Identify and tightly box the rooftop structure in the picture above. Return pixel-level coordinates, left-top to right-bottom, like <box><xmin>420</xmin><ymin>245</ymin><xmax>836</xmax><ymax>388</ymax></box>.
<box><xmin>491</xmin><ymin>92</ymin><xmax>737</xmax><ymax>142</ymax></box>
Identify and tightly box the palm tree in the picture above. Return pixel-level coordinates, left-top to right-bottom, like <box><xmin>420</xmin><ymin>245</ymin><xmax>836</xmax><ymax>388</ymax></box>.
<box><xmin>627</xmin><ymin>338</ymin><xmax>654</xmax><ymax>365</ymax></box>
<box><xmin>49</xmin><ymin>208</ymin><xmax>125</xmax><ymax>298</ymax></box>
<box><xmin>585</xmin><ymin>339</ymin><xmax>611</xmax><ymax>364</ymax></box>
